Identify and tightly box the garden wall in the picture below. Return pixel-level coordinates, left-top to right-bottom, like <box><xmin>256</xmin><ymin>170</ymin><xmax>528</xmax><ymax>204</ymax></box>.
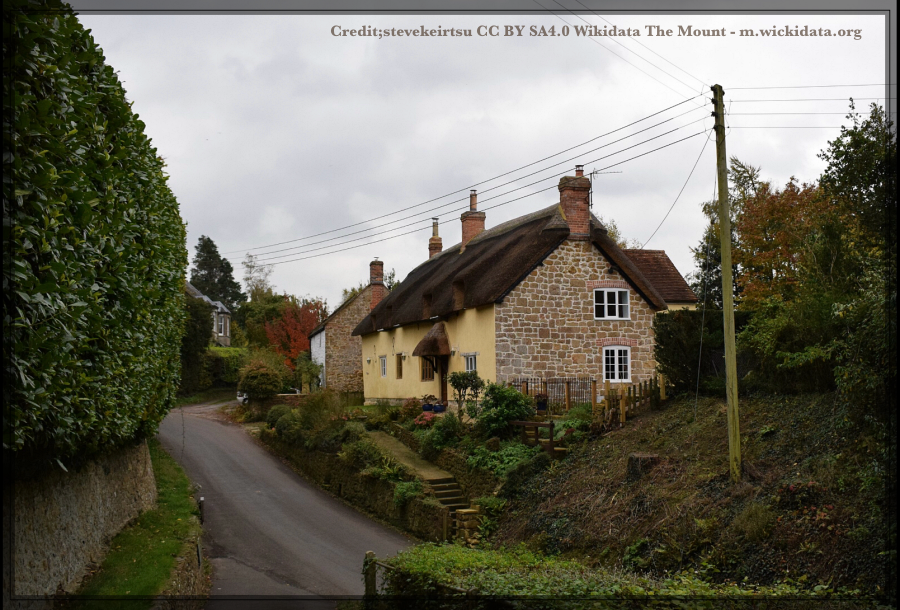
<box><xmin>259</xmin><ymin>431</ymin><xmax>447</xmax><ymax>541</ymax></box>
<box><xmin>4</xmin><ymin>441</ymin><xmax>157</xmax><ymax>597</ymax></box>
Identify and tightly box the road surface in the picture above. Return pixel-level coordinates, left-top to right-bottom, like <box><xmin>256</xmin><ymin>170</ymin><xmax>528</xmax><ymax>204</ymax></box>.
<box><xmin>158</xmin><ymin>401</ymin><xmax>413</xmax><ymax>609</ymax></box>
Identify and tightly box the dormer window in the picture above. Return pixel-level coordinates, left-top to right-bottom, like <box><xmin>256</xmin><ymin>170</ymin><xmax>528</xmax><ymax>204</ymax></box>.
<box><xmin>594</xmin><ymin>289</ymin><xmax>629</xmax><ymax>320</ymax></box>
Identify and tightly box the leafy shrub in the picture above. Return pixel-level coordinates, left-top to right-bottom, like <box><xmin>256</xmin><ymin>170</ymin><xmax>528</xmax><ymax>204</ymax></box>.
<box><xmin>467</xmin><ymin>441</ymin><xmax>541</xmax><ymax>478</ymax></box>
<box><xmin>298</xmin><ymin>389</ymin><xmax>346</xmax><ymax>432</ymax></box>
<box><xmin>730</xmin><ymin>502</ymin><xmax>775</xmax><ymax>543</ymax></box>
<box><xmin>274</xmin><ymin>409</ymin><xmax>300</xmax><ymax>438</ymax></box>
<box><xmin>474</xmin><ymin>496</ymin><xmax>507</xmax><ymax>539</ymax></box>
<box><xmin>393</xmin><ymin>480</ymin><xmax>424</xmax><ymax>507</ymax></box>
<box><xmin>399</xmin><ymin>398</ymin><xmax>421</xmax><ymax>422</ymax></box>
<box><xmin>476</xmin><ymin>384</ymin><xmax>535</xmax><ymax>438</ymax></box>
<box><xmin>237</xmin><ymin>350</ymin><xmax>291</xmax><ymax>401</ymax></box>
<box><xmin>5</xmin><ymin>6</ymin><xmax>188</xmax><ymax>466</ymax></box>
<box><xmin>266</xmin><ymin>404</ymin><xmax>292</xmax><ymax>429</ymax></box>
<box><xmin>338</xmin><ymin>439</ymin><xmax>384</xmax><ymax>468</ymax></box>
<box><xmin>206</xmin><ymin>347</ymin><xmax>247</xmax><ymax>386</ymax></box>
<box><xmin>413</xmin><ymin>412</ymin><xmax>437</xmax><ymax>428</ymax></box>
<box><xmin>380</xmin><ymin>543</ymin><xmax>833</xmax><ymax>598</ymax></box>
<box><xmin>418</xmin><ymin>412</ymin><xmax>464</xmax><ymax>460</ymax></box>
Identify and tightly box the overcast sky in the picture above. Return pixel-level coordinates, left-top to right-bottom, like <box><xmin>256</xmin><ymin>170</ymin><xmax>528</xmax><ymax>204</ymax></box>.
<box><xmin>77</xmin><ymin>8</ymin><xmax>891</xmax><ymax>311</ymax></box>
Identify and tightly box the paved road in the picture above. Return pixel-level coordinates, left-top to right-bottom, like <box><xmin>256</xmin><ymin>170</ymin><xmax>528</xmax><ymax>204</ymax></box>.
<box><xmin>158</xmin><ymin>401</ymin><xmax>413</xmax><ymax>609</ymax></box>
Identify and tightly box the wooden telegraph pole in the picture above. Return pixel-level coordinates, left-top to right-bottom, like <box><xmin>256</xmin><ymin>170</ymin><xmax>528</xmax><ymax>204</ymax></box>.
<box><xmin>711</xmin><ymin>84</ymin><xmax>741</xmax><ymax>483</ymax></box>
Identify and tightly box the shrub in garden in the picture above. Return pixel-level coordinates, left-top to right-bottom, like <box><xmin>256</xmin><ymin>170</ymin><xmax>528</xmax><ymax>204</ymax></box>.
<box><xmin>237</xmin><ymin>349</ymin><xmax>290</xmax><ymax>401</ymax></box>
<box><xmin>393</xmin><ymin>480</ymin><xmax>424</xmax><ymax>507</ymax></box>
<box><xmin>499</xmin><ymin>451</ymin><xmax>552</xmax><ymax>499</ymax></box>
<box><xmin>266</xmin><ymin>404</ymin><xmax>291</xmax><ymax>429</ymax></box>
<box><xmin>476</xmin><ymin>384</ymin><xmax>535</xmax><ymax>438</ymax></box>
<box><xmin>338</xmin><ymin>438</ymin><xmax>384</xmax><ymax>467</ymax></box>
<box><xmin>5</xmin><ymin>5</ymin><xmax>188</xmax><ymax>468</ymax></box>
<box><xmin>298</xmin><ymin>389</ymin><xmax>345</xmax><ymax>431</ymax></box>
<box><xmin>467</xmin><ymin>441</ymin><xmax>541</xmax><ymax>478</ymax></box>
<box><xmin>399</xmin><ymin>397</ymin><xmax>421</xmax><ymax>422</ymax></box>
<box><xmin>274</xmin><ymin>409</ymin><xmax>300</xmax><ymax>438</ymax></box>
<box><xmin>413</xmin><ymin>411</ymin><xmax>437</xmax><ymax>429</ymax></box>
<box><xmin>419</xmin><ymin>412</ymin><xmax>464</xmax><ymax>461</ymax></box>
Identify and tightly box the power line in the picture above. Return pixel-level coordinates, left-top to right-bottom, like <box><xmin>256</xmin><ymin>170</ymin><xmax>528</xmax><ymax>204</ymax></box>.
<box><xmin>261</xmin><ymin>130</ymin><xmax>707</xmax><ymax>267</ymax></box>
<box><xmin>229</xmin><ymin>107</ymin><xmax>710</xmax><ymax>262</ymax></box>
<box><xmin>247</xmin><ymin>120</ymin><xmax>711</xmax><ymax>263</ymax></box>
<box><xmin>547</xmin><ymin>0</ymin><xmax>703</xmax><ymax>94</ymax></box>
<box><xmin>222</xmin><ymin>94</ymin><xmax>706</xmax><ymax>256</ymax></box>
<box><xmin>729</xmin><ymin>97</ymin><xmax>896</xmax><ymax>102</ymax></box>
<box><xmin>727</xmin><ymin>83</ymin><xmax>895</xmax><ymax>90</ymax></box>
<box><xmin>641</xmin><ymin>129</ymin><xmax>713</xmax><ymax>248</ymax></box>
<box><xmin>532</xmin><ymin>0</ymin><xmax>702</xmax><ymax>101</ymax></box>
<box><xmin>728</xmin><ymin>112</ymin><xmax>880</xmax><ymax>115</ymax></box>
<box><xmin>570</xmin><ymin>0</ymin><xmax>709</xmax><ymax>90</ymax></box>
<box><xmin>726</xmin><ymin>126</ymin><xmax>853</xmax><ymax>129</ymax></box>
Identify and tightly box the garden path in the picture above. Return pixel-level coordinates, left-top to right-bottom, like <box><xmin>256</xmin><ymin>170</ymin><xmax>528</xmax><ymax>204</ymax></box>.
<box><xmin>366</xmin><ymin>430</ymin><xmax>452</xmax><ymax>481</ymax></box>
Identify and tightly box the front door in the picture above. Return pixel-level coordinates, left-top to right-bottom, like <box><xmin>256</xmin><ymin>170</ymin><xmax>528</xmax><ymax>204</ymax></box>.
<box><xmin>439</xmin><ymin>356</ymin><xmax>449</xmax><ymax>404</ymax></box>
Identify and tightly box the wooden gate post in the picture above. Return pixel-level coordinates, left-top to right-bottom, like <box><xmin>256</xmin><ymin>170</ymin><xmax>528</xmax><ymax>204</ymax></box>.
<box><xmin>364</xmin><ymin>551</ymin><xmax>376</xmax><ymax>597</ymax></box>
<box><xmin>564</xmin><ymin>381</ymin><xmax>571</xmax><ymax>411</ymax></box>
<box><xmin>619</xmin><ymin>387</ymin><xmax>627</xmax><ymax>424</ymax></box>
<box><xmin>523</xmin><ymin>380</ymin><xmax>529</xmax><ymax>396</ymax></box>
<box><xmin>591</xmin><ymin>379</ymin><xmax>597</xmax><ymax>418</ymax></box>
<box><xmin>659</xmin><ymin>373</ymin><xmax>667</xmax><ymax>401</ymax></box>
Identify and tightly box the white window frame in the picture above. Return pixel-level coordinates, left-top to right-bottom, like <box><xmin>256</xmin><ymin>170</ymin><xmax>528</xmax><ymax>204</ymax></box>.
<box><xmin>602</xmin><ymin>346</ymin><xmax>631</xmax><ymax>382</ymax></box>
<box><xmin>465</xmin><ymin>354</ymin><xmax>477</xmax><ymax>372</ymax></box>
<box><xmin>379</xmin><ymin>356</ymin><xmax>387</xmax><ymax>377</ymax></box>
<box><xmin>593</xmin><ymin>288</ymin><xmax>630</xmax><ymax>320</ymax></box>
<box><xmin>218</xmin><ymin>315</ymin><xmax>224</xmax><ymax>336</ymax></box>
<box><xmin>225</xmin><ymin>316</ymin><xmax>230</xmax><ymax>337</ymax></box>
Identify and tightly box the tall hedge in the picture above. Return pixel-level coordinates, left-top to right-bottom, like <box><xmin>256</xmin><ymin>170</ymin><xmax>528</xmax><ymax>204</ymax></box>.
<box><xmin>3</xmin><ymin>2</ymin><xmax>188</xmax><ymax>468</ymax></box>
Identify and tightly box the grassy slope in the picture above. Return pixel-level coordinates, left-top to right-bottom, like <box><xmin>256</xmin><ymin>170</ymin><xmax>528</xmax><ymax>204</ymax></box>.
<box><xmin>494</xmin><ymin>393</ymin><xmax>892</xmax><ymax>594</ymax></box>
<box><xmin>75</xmin><ymin>438</ymin><xmax>203</xmax><ymax>602</ymax></box>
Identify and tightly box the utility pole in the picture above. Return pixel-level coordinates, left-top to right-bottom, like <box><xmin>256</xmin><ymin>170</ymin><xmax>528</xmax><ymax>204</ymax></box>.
<box><xmin>712</xmin><ymin>84</ymin><xmax>741</xmax><ymax>483</ymax></box>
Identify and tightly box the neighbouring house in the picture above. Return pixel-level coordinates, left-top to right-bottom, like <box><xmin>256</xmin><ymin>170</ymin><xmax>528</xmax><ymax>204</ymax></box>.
<box><xmin>185</xmin><ymin>281</ymin><xmax>232</xmax><ymax>347</ymax></box>
<box><xmin>309</xmin><ymin>263</ymin><xmax>387</xmax><ymax>393</ymax></box>
<box><xmin>351</xmin><ymin>166</ymin><xmax>697</xmax><ymax>404</ymax></box>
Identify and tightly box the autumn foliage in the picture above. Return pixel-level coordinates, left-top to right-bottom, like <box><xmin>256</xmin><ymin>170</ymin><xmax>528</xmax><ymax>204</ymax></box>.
<box><xmin>265</xmin><ymin>297</ymin><xmax>328</xmax><ymax>369</ymax></box>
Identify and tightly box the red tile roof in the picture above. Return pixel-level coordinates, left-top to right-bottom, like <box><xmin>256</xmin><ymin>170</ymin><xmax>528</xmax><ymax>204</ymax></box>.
<box><xmin>623</xmin><ymin>249</ymin><xmax>698</xmax><ymax>304</ymax></box>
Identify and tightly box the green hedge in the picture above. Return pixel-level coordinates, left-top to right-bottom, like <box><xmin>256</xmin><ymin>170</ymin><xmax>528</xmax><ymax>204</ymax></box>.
<box><xmin>4</xmin><ymin>2</ymin><xmax>187</xmax><ymax>467</ymax></box>
<box><xmin>206</xmin><ymin>347</ymin><xmax>246</xmax><ymax>385</ymax></box>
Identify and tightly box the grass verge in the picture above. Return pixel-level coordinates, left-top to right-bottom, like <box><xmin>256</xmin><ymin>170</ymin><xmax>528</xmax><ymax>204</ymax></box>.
<box><xmin>73</xmin><ymin>438</ymin><xmax>203</xmax><ymax>605</ymax></box>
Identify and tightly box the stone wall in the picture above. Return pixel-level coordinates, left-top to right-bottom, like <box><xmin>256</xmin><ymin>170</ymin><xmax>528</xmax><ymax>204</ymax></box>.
<box><xmin>6</xmin><ymin>441</ymin><xmax>157</xmax><ymax>597</ymax></box>
<box><xmin>260</xmin><ymin>430</ymin><xmax>447</xmax><ymax>541</ymax></box>
<box><xmin>495</xmin><ymin>239</ymin><xmax>657</xmax><ymax>384</ymax></box>
<box><xmin>324</xmin><ymin>287</ymin><xmax>371</xmax><ymax>393</ymax></box>
<box><xmin>152</xmin><ymin>537</ymin><xmax>209</xmax><ymax>610</ymax></box>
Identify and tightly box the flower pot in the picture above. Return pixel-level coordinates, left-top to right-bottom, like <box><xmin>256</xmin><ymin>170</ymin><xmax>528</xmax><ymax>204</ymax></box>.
<box><xmin>422</xmin><ymin>404</ymin><xmax>434</xmax><ymax>412</ymax></box>
<box><xmin>536</xmin><ymin>400</ymin><xmax>548</xmax><ymax>411</ymax></box>
<box><xmin>432</xmin><ymin>404</ymin><xmax>446</xmax><ymax>413</ymax></box>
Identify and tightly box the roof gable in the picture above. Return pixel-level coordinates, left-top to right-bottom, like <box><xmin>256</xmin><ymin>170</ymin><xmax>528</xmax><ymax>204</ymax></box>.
<box><xmin>622</xmin><ymin>249</ymin><xmax>698</xmax><ymax>304</ymax></box>
<box><xmin>309</xmin><ymin>284</ymin><xmax>370</xmax><ymax>338</ymax></box>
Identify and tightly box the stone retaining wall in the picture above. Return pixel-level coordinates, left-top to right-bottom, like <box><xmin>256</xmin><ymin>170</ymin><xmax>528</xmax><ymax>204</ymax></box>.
<box><xmin>6</xmin><ymin>441</ymin><xmax>157</xmax><ymax>597</ymax></box>
<box><xmin>152</xmin><ymin>537</ymin><xmax>209</xmax><ymax>610</ymax></box>
<box><xmin>260</xmin><ymin>431</ymin><xmax>447</xmax><ymax>541</ymax></box>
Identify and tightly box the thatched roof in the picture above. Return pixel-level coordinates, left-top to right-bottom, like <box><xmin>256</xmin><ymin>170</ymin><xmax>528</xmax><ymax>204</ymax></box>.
<box><xmin>352</xmin><ymin>198</ymin><xmax>672</xmax><ymax>337</ymax></box>
<box><xmin>412</xmin><ymin>322</ymin><xmax>451</xmax><ymax>356</ymax></box>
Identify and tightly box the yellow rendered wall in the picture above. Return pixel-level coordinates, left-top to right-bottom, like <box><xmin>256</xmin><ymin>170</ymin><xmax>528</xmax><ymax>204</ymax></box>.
<box><xmin>361</xmin><ymin>306</ymin><xmax>496</xmax><ymax>403</ymax></box>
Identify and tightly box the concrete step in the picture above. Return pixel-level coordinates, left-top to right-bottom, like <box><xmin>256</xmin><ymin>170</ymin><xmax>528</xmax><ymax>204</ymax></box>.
<box><xmin>445</xmin><ymin>503</ymin><xmax>470</xmax><ymax>511</ymax></box>
<box><xmin>434</xmin><ymin>490</ymin><xmax>464</xmax><ymax>499</ymax></box>
<box><xmin>430</xmin><ymin>482</ymin><xmax>460</xmax><ymax>492</ymax></box>
<box><xmin>425</xmin><ymin>477</ymin><xmax>455</xmax><ymax>485</ymax></box>
<box><xmin>437</xmin><ymin>495</ymin><xmax>465</xmax><ymax>505</ymax></box>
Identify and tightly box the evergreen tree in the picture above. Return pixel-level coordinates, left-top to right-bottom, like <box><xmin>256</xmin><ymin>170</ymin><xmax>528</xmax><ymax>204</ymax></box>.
<box><xmin>190</xmin><ymin>235</ymin><xmax>245</xmax><ymax>310</ymax></box>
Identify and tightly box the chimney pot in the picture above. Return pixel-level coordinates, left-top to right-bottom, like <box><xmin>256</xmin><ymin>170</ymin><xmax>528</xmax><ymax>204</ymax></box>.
<box><xmin>428</xmin><ymin>219</ymin><xmax>443</xmax><ymax>258</ymax></box>
<box><xmin>469</xmin><ymin>190</ymin><xmax>477</xmax><ymax>211</ymax></box>
<box><xmin>369</xmin><ymin>259</ymin><xmax>386</xmax><ymax>310</ymax></box>
<box><xmin>575</xmin><ymin>165</ymin><xmax>584</xmax><ymax>177</ymax></box>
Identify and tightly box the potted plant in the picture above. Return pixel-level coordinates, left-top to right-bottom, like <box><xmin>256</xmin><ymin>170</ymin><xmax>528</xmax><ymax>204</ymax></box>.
<box><xmin>421</xmin><ymin>394</ymin><xmax>437</xmax><ymax>412</ymax></box>
<box><xmin>534</xmin><ymin>393</ymin><xmax>549</xmax><ymax>412</ymax></box>
<box><xmin>433</xmin><ymin>400</ymin><xmax>447</xmax><ymax>413</ymax></box>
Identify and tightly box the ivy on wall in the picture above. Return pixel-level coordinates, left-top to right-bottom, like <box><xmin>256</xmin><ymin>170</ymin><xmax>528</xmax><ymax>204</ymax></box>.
<box><xmin>3</xmin><ymin>1</ymin><xmax>188</xmax><ymax>468</ymax></box>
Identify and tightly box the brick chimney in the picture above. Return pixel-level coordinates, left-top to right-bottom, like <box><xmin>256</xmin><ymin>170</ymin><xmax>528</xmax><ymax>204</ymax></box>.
<box><xmin>428</xmin><ymin>218</ymin><xmax>443</xmax><ymax>258</ymax></box>
<box><xmin>460</xmin><ymin>190</ymin><xmax>485</xmax><ymax>250</ymax></box>
<box><xmin>559</xmin><ymin>165</ymin><xmax>591</xmax><ymax>239</ymax></box>
<box><xmin>369</xmin><ymin>259</ymin><xmax>385</xmax><ymax>310</ymax></box>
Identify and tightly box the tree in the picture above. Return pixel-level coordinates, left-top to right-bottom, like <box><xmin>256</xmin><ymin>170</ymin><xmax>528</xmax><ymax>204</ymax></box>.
<box><xmin>242</xmin><ymin>253</ymin><xmax>275</xmax><ymax>302</ymax></box>
<box><xmin>264</xmin><ymin>296</ymin><xmax>329</xmax><ymax>368</ymax></box>
<box><xmin>340</xmin><ymin>268</ymin><xmax>398</xmax><ymax>304</ymax></box>
<box><xmin>595</xmin><ymin>215</ymin><xmax>642</xmax><ymax>249</ymax></box>
<box><xmin>190</xmin><ymin>236</ymin><xmax>245</xmax><ymax>310</ymax></box>
<box><xmin>180</xmin><ymin>288</ymin><xmax>214</xmax><ymax>394</ymax></box>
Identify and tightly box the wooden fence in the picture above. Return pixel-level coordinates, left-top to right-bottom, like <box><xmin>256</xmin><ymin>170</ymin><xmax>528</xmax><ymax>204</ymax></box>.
<box><xmin>509</xmin><ymin>375</ymin><xmax>667</xmax><ymax>426</ymax></box>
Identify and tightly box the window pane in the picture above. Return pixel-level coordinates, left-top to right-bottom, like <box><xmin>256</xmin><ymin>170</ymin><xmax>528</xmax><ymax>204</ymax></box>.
<box><xmin>607</xmin><ymin>294</ymin><xmax>616</xmax><ymax>317</ymax></box>
<box><xmin>617</xmin><ymin>349</ymin><xmax>629</xmax><ymax>380</ymax></box>
<box><xmin>595</xmin><ymin>291</ymin><xmax>604</xmax><ymax>318</ymax></box>
<box><xmin>618</xmin><ymin>291</ymin><xmax>628</xmax><ymax>319</ymax></box>
<box><xmin>604</xmin><ymin>348</ymin><xmax>615</xmax><ymax>380</ymax></box>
